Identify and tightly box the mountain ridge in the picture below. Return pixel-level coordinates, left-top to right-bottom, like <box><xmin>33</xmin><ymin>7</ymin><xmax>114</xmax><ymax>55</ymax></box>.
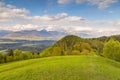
<box><xmin>0</xmin><ymin>29</ymin><xmax>92</xmax><ymax>39</ymax></box>
<box><xmin>2</xmin><ymin>30</ymin><xmax>67</xmax><ymax>39</ymax></box>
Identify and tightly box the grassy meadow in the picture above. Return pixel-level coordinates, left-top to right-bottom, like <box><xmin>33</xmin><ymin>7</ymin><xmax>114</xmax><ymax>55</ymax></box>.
<box><xmin>0</xmin><ymin>55</ymin><xmax>120</xmax><ymax>80</ymax></box>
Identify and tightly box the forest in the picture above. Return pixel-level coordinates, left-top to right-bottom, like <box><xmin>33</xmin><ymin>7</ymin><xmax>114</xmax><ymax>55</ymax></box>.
<box><xmin>0</xmin><ymin>35</ymin><xmax>120</xmax><ymax>63</ymax></box>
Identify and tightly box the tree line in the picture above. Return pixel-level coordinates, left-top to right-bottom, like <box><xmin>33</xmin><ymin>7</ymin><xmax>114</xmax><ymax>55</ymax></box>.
<box><xmin>0</xmin><ymin>49</ymin><xmax>40</xmax><ymax>63</ymax></box>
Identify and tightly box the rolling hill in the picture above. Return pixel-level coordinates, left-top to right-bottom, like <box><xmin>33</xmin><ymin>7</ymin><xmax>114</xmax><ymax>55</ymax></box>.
<box><xmin>40</xmin><ymin>35</ymin><xmax>120</xmax><ymax>57</ymax></box>
<box><xmin>1</xmin><ymin>29</ymin><xmax>120</xmax><ymax>41</ymax></box>
<box><xmin>0</xmin><ymin>55</ymin><xmax>120</xmax><ymax>80</ymax></box>
<box><xmin>40</xmin><ymin>35</ymin><xmax>98</xmax><ymax>57</ymax></box>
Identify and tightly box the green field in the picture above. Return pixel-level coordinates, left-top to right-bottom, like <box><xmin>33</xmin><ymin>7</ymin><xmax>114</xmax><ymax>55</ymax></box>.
<box><xmin>0</xmin><ymin>55</ymin><xmax>120</xmax><ymax>80</ymax></box>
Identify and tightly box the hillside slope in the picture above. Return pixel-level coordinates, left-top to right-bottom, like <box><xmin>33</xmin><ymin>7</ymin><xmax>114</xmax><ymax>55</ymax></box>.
<box><xmin>40</xmin><ymin>35</ymin><xmax>96</xmax><ymax>57</ymax></box>
<box><xmin>0</xmin><ymin>55</ymin><xmax>120</xmax><ymax>80</ymax></box>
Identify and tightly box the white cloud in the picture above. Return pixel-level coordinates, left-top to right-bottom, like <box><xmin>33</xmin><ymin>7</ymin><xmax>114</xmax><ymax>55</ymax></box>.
<box><xmin>88</xmin><ymin>0</ymin><xmax>117</xmax><ymax>9</ymax></box>
<box><xmin>66</xmin><ymin>16</ymin><xmax>86</xmax><ymax>22</ymax></box>
<box><xmin>58</xmin><ymin>0</ymin><xmax>118</xmax><ymax>9</ymax></box>
<box><xmin>12</xmin><ymin>24</ymin><xmax>40</xmax><ymax>31</ymax></box>
<box><xmin>0</xmin><ymin>2</ymin><xmax>84</xmax><ymax>23</ymax></box>
<box><xmin>58</xmin><ymin>0</ymin><xmax>73</xmax><ymax>4</ymax></box>
<box><xmin>36</xmin><ymin>13</ymin><xmax>85</xmax><ymax>22</ymax></box>
<box><xmin>0</xmin><ymin>24</ymin><xmax>40</xmax><ymax>31</ymax></box>
<box><xmin>33</xmin><ymin>13</ymin><xmax>69</xmax><ymax>21</ymax></box>
<box><xmin>0</xmin><ymin>23</ymin><xmax>120</xmax><ymax>37</ymax></box>
<box><xmin>31</xmin><ymin>13</ymin><xmax>85</xmax><ymax>22</ymax></box>
<box><xmin>0</xmin><ymin>2</ymin><xmax>82</xmax><ymax>23</ymax></box>
<box><xmin>113</xmin><ymin>21</ymin><xmax>120</xmax><ymax>26</ymax></box>
<box><xmin>0</xmin><ymin>2</ymin><xmax>29</xmax><ymax>22</ymax></box>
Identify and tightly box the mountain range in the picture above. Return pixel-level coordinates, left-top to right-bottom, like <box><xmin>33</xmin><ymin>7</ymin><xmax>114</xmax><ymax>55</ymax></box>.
<box><xmin>0</xmin><ymin>29</ymin><xmax>91</xmax><ymax>40</ymax></box>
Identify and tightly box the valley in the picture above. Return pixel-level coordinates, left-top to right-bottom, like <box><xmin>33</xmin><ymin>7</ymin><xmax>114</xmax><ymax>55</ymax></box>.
<box><xmin>0</xmin><ymin>38</ymin><xmax>55</xmax><ymax>52</ymax></box>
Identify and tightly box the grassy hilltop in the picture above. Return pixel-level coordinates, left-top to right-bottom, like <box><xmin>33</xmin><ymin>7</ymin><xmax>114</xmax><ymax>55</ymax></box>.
<box><xmin>0</xmin><ymin>55</ymin><xmax>120</xmax><ymax>80</ymax></box>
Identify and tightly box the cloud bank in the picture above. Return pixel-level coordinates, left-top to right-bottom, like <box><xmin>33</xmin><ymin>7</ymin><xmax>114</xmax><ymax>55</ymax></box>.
<box><xmin>0</xmin><ymin>2</ymin><xmax>85</xmax><ymax>23</ymax></box>
<box><xmin>58</xmin><ymin>0</ymin><xmax>117</xmax><ymax>9</ymax></box>
<box><xmin>0</xmin><ymin>2</ymin><xmax>28</xmax><ymax>22</ymax></box>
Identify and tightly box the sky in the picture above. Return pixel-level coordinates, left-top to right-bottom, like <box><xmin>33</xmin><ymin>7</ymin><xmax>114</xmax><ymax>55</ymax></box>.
<box><xmin>0</xmin><ymin>0</ymin><xmax>120</xmax><ymax>37</ymax></box>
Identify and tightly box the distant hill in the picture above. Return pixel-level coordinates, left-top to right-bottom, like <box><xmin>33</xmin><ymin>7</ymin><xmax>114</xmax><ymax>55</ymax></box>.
<box><xmin>0</xmin><ymin>29</ymin><xmax>120</xmax><ymax>42</ymax></box>
<box><xmin>0</xmin><ymin>55</ymin><xmax>120</xmax><ymax>80</ymax></box>
<box><xmin>0</xmin><ymin>30</ymin><xmax>12</xmax><ymax>37</ymax></box>
<box><xmin>93</xmin><ymin>34</ymin><xmax>120</xmax><ymax>42</ymax></box>
<box><xmin>2</xmin><ymin>30</ymin><xmax>67</xmax><ymax>40</ymax></box>
<box><xmin>0</xmin><ymin>29</ymin><xmax>93</xmax><ymax>40</ymax></box>
<box><xmin>40</xmin><ymin>35</ymin><xmax>94</xmax><ymax>57</ymax></box>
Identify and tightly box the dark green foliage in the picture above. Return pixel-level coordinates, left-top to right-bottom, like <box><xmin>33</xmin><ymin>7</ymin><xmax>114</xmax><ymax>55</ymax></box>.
<box><xmin>7</xmin><ymin>49</ymin><xmax>14</xmax><ymax>56</ymax></box>
<box><xmin>0</xmin><ymin>53</ymin><xmax>4</xmax><ymax>63</ymax></box>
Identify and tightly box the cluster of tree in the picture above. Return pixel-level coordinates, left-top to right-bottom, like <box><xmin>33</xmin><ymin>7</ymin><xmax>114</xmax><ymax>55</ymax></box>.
<box><xmin>0</xmin><ymin>49</ymin><xmax>40</xmax><ymax>63</ymax></box>
<box><xmin>103</xmin><ymin>39</ymin><xmax>120</xmax><ymax>62</ymax></box>
<box><xmin>40</xmin><ymin>35</ymin><xmax>95</xmax><ymax>57</ymax></box>
<box><xmin>40</xmin><ymin>35</ymin><xmax>120</xmax><ymax>62</ymax></box>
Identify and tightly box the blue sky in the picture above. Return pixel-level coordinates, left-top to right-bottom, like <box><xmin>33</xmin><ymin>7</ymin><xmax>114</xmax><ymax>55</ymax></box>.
<box><xmin>3</xmin><ymin>0</ymin><xmax>120</xmax><ymax>20</ymax></box>
<box><xmin>0</xmin><ymin>0</ymin><xmax>120</xmax><ymax>37</ymax></box>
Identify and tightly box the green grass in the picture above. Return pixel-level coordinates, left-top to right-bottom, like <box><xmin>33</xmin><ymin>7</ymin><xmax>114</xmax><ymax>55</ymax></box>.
<box><xmin>0</xmin><ymin>55</ymin><xmax>120</xmax><ymax>80</ymax></box>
